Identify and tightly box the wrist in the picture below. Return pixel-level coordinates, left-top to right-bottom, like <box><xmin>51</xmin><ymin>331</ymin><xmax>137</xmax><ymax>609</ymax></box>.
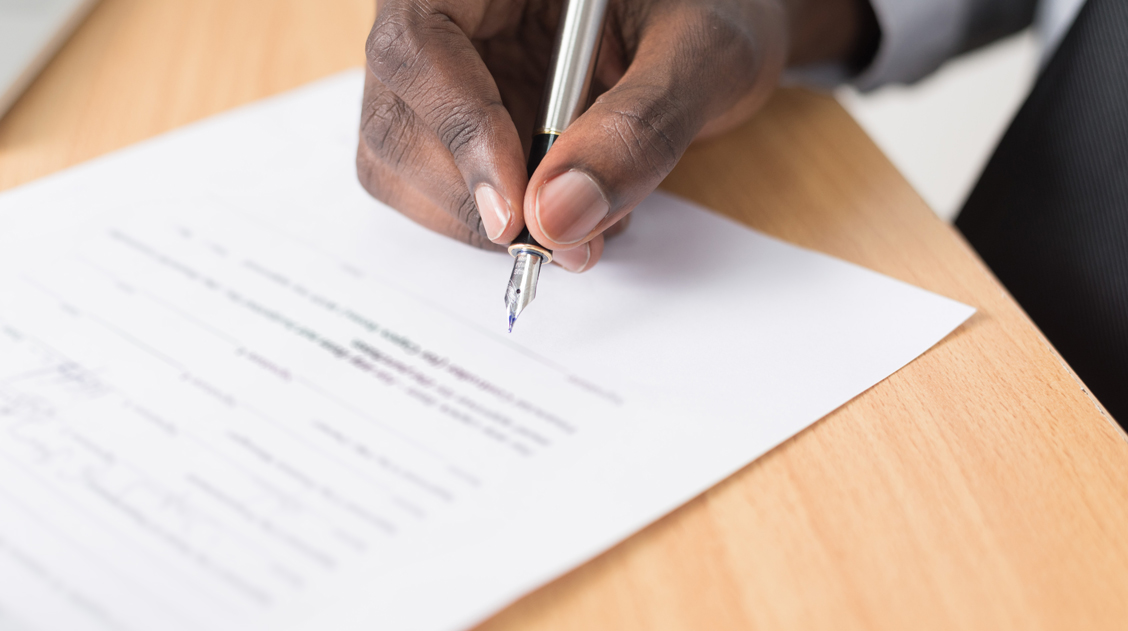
<box><xmin>781</xmin><ymin>0</ymin><xmax>879</xmax><ymax>69</ymax></box>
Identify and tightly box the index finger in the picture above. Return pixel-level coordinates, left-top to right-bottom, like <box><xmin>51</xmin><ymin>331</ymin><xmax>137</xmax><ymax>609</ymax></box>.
<box><xmin>366</xmin><ymin>0</ymin><xmax>529</xmax><ymax>244</ymax></box>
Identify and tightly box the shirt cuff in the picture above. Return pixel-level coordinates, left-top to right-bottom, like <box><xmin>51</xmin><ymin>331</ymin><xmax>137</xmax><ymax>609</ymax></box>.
<box><xmin>783</xmin><ymin>0</ymin><xmax>973</xmax><ymax>92</ymax></box>
<box><xmin>853</xmin><ymin>0</ymin><xmax>970</xmax><ymax>90</ymax></box>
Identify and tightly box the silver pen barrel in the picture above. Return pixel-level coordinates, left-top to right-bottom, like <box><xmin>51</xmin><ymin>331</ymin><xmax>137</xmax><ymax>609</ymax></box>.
<box><xmin>537</xmin><ymin>0</ymin><xmax>610</xmax><ymax>136</ymax></box>
<box><xmin>504</xmin><ymin>0</ymin><xmax>609</xmax><ymax>331</ymax></box>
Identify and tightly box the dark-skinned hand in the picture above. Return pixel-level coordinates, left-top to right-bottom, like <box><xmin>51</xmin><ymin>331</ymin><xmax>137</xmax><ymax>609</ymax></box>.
<box><xmin>358</xmin><ymin>0</ymin><xmax>875</xmax><ymax>272</ymax></box>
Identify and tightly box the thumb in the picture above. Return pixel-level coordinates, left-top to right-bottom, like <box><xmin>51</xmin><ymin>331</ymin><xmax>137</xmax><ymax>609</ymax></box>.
<box><xmin>523</xmin><ymin>3</ymin><xmax>781</xmax><ymax>252</ymax></box>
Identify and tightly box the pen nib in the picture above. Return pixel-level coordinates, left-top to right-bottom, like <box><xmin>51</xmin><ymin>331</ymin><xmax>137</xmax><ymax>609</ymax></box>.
<box><xmin>505</xmin><ymin>250</ymin><xmax>543</xmax><ymax>332</ymax></box>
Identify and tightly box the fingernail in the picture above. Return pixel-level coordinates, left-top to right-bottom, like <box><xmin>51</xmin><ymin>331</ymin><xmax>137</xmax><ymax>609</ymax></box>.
<box><xmin>535</xmin><ymin>170</ymin><xmax>609</xmax><ymax>245</ymax></box>
<box><xmin>553</xmin><ymin>243</ymin><xmax>592</xmax><ymax>273</ymax></box>
<box><xmin>474</xmin><ymin>184</ymin><xmax>510</xmax><ymax>241</ymax></box>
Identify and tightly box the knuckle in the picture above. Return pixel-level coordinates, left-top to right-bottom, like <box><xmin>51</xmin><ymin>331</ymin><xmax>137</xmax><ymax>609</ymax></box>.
<box><xmin>361</xmin><ymin>91</ymin><xmax>415</xmax><ymax>166</ymax></box>
<box><xmin>435</xmin><ymin>104</ymin><xmax>486</xmax><ymax>160</ymax></box>
<box><xmin>367</xmin><ymin>4</ymin><xmax>463</xmax><ymax>90</ymax></box>
<box><xmin>428</xmin><ymin>96</ymin><xmax>506</xmax><ymax>163</ymax></box>
<box><xmin>366</xmin><ymin>4</ymin><xmax>424</xmax><ymax>86</ymax></box>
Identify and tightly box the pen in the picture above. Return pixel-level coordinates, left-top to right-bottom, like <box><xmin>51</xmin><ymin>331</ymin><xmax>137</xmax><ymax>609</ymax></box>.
<box><xmin>505</xmin><ymin>0</ymin><xmax>609</xmax><ymax>332</ymax></box>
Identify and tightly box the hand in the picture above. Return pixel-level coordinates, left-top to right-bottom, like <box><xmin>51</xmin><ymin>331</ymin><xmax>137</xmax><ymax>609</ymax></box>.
<box><xmin>358</xmin><ymin>0</ymin><xmax>875</xmax><ymax>272</ymax></box>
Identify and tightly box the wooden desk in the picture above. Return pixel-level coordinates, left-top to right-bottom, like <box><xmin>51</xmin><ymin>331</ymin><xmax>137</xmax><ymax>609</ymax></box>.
<box><xmin>2</xmin><ymin>1</ymin><xmax>1126</xmax><ymax>629</ymax></box>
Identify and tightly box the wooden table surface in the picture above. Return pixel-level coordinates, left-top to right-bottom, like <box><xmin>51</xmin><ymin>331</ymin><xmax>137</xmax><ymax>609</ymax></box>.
<box><xmin>2</xmin><ymin>1</ymin><xmax>1126</xmax><ymax>629</ymax></box>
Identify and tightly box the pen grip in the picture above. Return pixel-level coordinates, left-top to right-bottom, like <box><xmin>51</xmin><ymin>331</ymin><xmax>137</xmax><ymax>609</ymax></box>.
<box><xmin>513</xmin><ymin>132</ymin><xmax>560</xmax><ymax>250</ymax></box>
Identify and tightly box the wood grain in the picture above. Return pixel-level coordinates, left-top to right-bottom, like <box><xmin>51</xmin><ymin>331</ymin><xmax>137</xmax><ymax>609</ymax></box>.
<box><xmin>1</xmin><ymin>1</ymin><xmax>1126</xmax><ymax>629</ymax></box>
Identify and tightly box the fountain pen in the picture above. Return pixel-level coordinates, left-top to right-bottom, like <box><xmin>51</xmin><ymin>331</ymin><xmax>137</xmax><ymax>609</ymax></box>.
<box><xmin>505</xmin><ymin>0</ymin><xmax>609</xmax><ymax>332</ymax></box>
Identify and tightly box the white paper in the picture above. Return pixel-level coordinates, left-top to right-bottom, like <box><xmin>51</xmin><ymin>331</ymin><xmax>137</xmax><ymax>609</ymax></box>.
<box><xmin>0</xmin><ymin>70</ymin><xmax>973</xmax><ymax>631</ymax></box>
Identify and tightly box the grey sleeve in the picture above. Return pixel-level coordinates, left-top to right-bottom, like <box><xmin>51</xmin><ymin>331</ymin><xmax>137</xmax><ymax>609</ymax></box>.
<box><xmin>854</xmin><ymin>0</ymin><xmax>1038</xmax><ymax>89</ymax></box>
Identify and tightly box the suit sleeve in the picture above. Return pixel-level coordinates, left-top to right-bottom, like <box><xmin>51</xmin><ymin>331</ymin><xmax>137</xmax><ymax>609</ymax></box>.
<box><xmin>853</xmin><ymin>0</ymin><xmax>1038</xmax><ymax>89</ymax></box>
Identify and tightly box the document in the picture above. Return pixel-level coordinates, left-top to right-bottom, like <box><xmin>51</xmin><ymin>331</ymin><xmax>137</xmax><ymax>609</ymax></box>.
<box><xmin>0</xmin><ymin>71</ymin><xmax>973</xmax><ymax>631</ymax></box>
